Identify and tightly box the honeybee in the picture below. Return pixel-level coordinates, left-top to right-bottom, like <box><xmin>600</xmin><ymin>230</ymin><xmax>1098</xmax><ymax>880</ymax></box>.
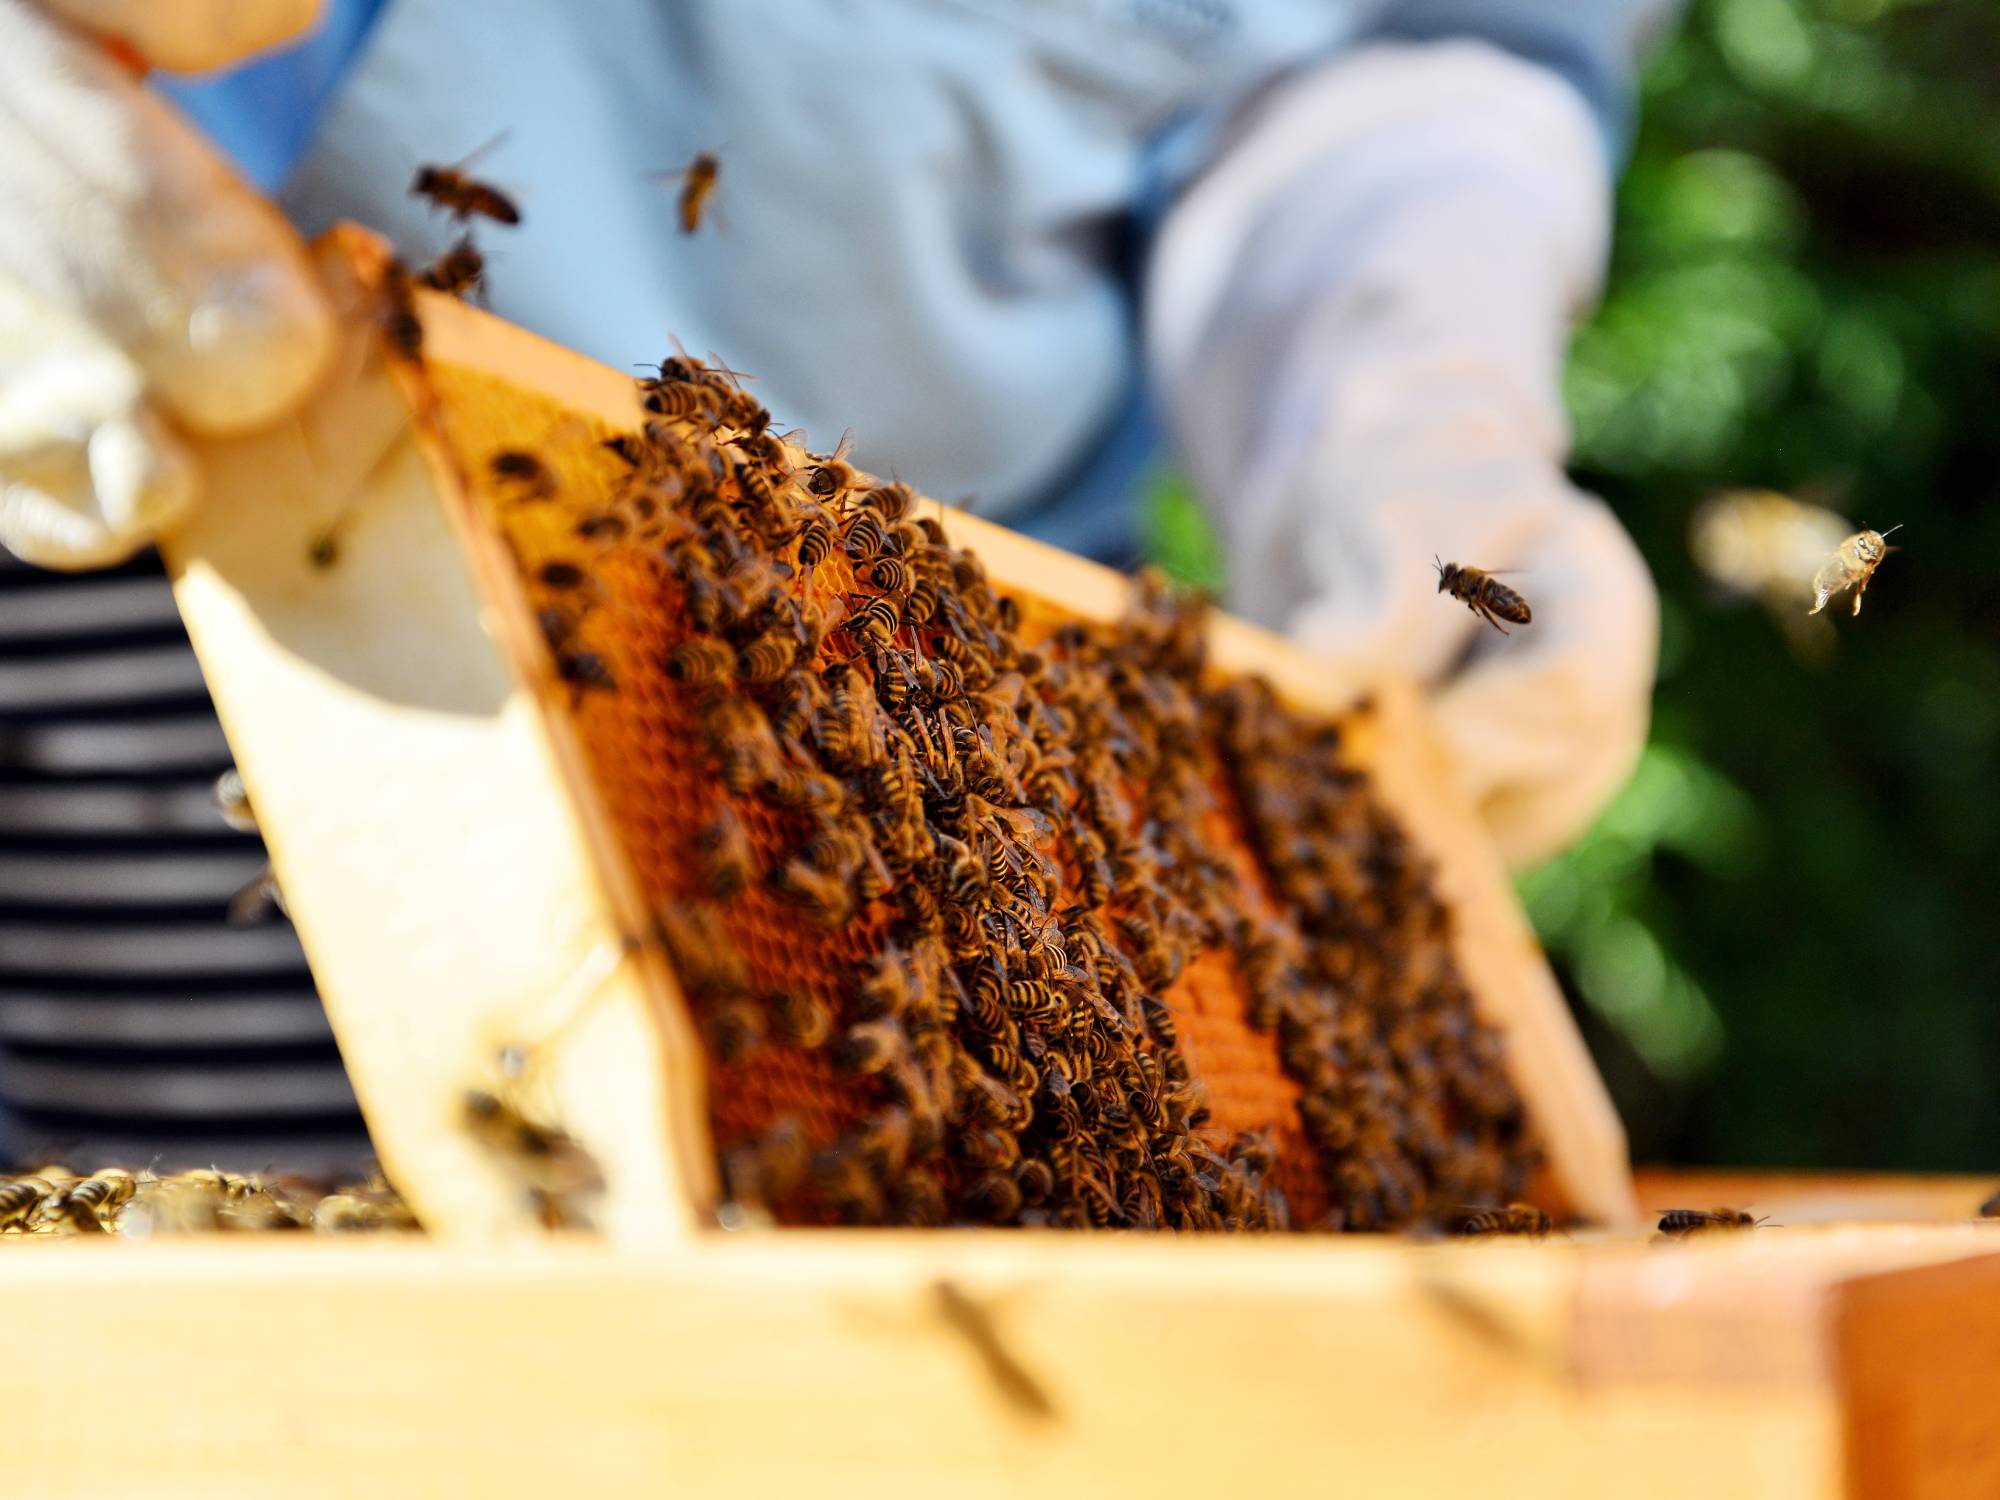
<box><xmin>1808</xmin><ymin>526</ymin><xmax>1902</xmax><ymax>617</ymax></box>
<box><xmin>461</xmin><ymin>1087</ymin><xmax>604</xmax><ymax>1229</ymax></box>
<box><xmin>839</xmin><ymin>1018</ymin><xmax>907</xmax><ymax>1075</ymax></box>
<box><xmin>210</xmin><ymin>766</ymin><xmax>259</xmax><ymax>833</ymax></box>
<box><xmin>46</xmin><ymin>1175</ymin><xmax>128</xmax><ymax>1233</ymax></box>
<box><xmin>659</xmin><ymin>152</ymin><xmax>722</xmax><ymax>235</ymax></box>
<box><xmin>412</xmin><ymin>136</ymin><xmax>522</xmax><ymax>224</ymax></box>
<box><xmin>379</xmin><ymin>258</ymin><xmax>425</xmax><ymax>362</ymax></box>
<box><xmin>868</xmin><ymin>556</ymin><xmax>913</xmax><ymax>594</ymax></box>
<box><xmin>312</xmin><ymin>1190</ymin><xmax>419</xmax><ymax>1233</ymax></box>
<box><xmin>306</xmin><ymin>528</ymin><xmax>343</xmax><ymax>570</ymax></box>
<box><xmin>794</xmin><ymin>515</ymin><xmax>836</xmax><ymax>571</ymax></box>
<box><xmin>846</xmin><ymin>594</ymin><xmax>902</xmax><ymax>645</ymax></box>
<box><xmin>418</xmin><ymin>234</ymin><xmax>485</xmax><ymax>298</ymax></box>
<box><xmin>0</xmin><ymin>1176</ymin><xmax>57</xmax><ymax>1230</ymax></box>
<box><xmin>1656</xmin><ymin>1207</ymin><xmax>1768</xmax><ymax>1234</ymax></box>
<box><xmin>904</xmin><ymin>578</ymin><xmax>940</xmax><ymax>625</ymax></box>
<box><xmin>490</xmin><ymin>449</ymin><xmax>556</xmax><ymax>502</ymax></box>
<box><xmin>775</xmin><ymin>857</ymin><xmax>855</xmax><ymax>924</ymax></box>
<box><xmin>843</xmin><ymin>509</ymin><xmax>887</xmax><ymax>561</ymax></box>
<box><xmin>696</xmin><ymin>806</ymin><xmax>757</xmax><ymax>898</ymax></box>
<box><xmin>859</xmin><ymin>480</ymin><xmax>915</xmax><ymax>520</ymax></box>
<box><xmin>704</xmin><ymin>996</ymin><xmax>770</xmax><ymax>1064</ymax></box>
<box><xmin>556</xmin><ymin>650</ymin><xmax>617</xmax><ymax>700</ymax></box>
<box><xmin>767</xmin><ymin>987</ymin><xmax>835</xmax><ymax>1049</ymax></box>
<box><xmin>736</xmin><ymin>631</ymin><xmax>797</xmax><ymax>683</ymax></box>
<box><xmin>224</xmin><ymin>863</ymin><xmax>288</xmax><ymax>926</ymax></box>
<box><xmin>1455</xmin><ymin>1203</ymin><xmax>1551</xmax><ymax>1238</ymax></box>
<box><xmin>667</xmin><ymin>638</ymin><xmax>736</xmax><ymax>685</ymax></box>
<box><xmin>642</xmin><ymin>380</ymin><xmax>723</xmax><ymax>423</ymax></box>
<box><xmin>808</xmin><ymin>431</ymin><xmax>858</xmax><ymax>503</ymax></box>
<box><xmin>1432</xmin><ymin>558</ymin><xmax>1531</xmax><ymax>634</ymax></box>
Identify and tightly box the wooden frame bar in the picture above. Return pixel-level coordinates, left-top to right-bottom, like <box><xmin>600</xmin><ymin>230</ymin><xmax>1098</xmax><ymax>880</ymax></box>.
<box><xmin>2</xmin><ymin>1205</ymin><xmax>1998</xmax><ymax>1497</ymax></box>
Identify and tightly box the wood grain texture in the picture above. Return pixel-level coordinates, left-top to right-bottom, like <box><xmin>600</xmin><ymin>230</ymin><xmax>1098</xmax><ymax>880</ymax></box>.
<box><xmin>1836</xmin><ymin>1248</ymin><xmax>2000</xmax><ymax>1500</ymax></box>
<box><xmin>7</xmin><ymin>1204</ymin><xmax>2000</xmax><ymax>1500</ymax></box>
<box><xmin>4</xmin><ymin>1177</ymin><xmax>1997</xmax><ymax>1497</ymax></box>
<box><xmin>164</xmin><ymin>225</ymin><xmax>1630</xmax><ymax>1237</ymax></box>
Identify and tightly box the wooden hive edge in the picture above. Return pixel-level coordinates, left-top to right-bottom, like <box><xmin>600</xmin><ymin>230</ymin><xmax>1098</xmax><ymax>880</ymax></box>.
<box><xmin>6</xmin><ymin>1214</ymin><xmax>2000</xmax><ymax>1498</ymax></box>
<box><xmin>164</xmin><ymin>224</ymin><xmax>1634</xmax><ymax>1236</ymax></box>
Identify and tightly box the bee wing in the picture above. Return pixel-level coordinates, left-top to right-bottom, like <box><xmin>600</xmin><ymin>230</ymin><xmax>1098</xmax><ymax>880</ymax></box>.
<box><xmin>704</xmin><ymin>352</ymin><xmax>756</xmax><ymax>385</ymax></box>
<box><xmin>448</xmin><ymin>130</ymin><xmax>513</xmax><ymax>171</ymax></box>
<box><xmin>1810</xmin><ymin>555</ymin><xmax>1855</xmax><ymax>594</ymax></box>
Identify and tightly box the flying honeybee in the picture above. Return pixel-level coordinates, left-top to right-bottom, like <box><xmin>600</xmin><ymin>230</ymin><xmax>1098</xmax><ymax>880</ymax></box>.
<box><xmin>411</xmin><ymin>135</ymin><xmax>522</xmax><ymax>225</ymax></box>
<box><xmin>1656</xmin><ymin>1207</ymin><xmax>1768</xmax><ymax>1235</ymax></box>
<box><xmin>658</xmin><ymin>152</ymin><xmax>722</xmax><ymax>235</ymax></box>
<box><xmin>1808</xmin><ymin>526</ymin><xmax>1901</xmax><ymax>617</ymax></box>
<box><xmin>1434</xmin><ymin>558</ymin><xmax>1531</xmax><ymax>634</ymax></box>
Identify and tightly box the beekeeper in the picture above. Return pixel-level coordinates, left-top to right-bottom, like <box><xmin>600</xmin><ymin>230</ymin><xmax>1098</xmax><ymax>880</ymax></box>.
<box><xmin>0</xmin><ymin>0</ymin><xmax>1670</xmax><ymax>1158</ymax></box>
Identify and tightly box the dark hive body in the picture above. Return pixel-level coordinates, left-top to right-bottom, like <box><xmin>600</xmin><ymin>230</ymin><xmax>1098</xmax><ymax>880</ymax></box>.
<box><xmin>448</xmin><ymin>357</ymin><xmax>1540</xmax><ymax>1232</ymax></box>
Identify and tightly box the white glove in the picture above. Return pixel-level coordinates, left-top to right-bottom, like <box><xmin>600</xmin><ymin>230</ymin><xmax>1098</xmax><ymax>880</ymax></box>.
<box><xmin>0</xmin><ymin>0</ymin><xmax>331</xmax><ymax>570</ymax></box>
<box><xmin>1149</xmin><ymin>41</ymin><xmax>1659</xmax><ymax>869</ymax></box>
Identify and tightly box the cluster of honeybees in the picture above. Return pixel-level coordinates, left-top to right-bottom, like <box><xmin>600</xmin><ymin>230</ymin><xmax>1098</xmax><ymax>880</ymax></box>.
<box><xmin>0</xmin><ymin>1164</ymin><xmax>416</xmax><ymax>1237</ymax></box>
<box><xmin>492</xmin><ymin>345</ymin><xmax>1539</xmax><ymax>1232</ymax></box>
<box><xmin>1214</xmin><ymin>681</ymin><xmax>1536</xmax><ymax>1223</ymax></box>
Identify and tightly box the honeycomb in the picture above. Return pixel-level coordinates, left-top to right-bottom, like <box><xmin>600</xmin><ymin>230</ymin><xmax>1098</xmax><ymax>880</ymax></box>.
<box><xmin>421</xmin><ymin>356</ymin><xmax>1538</xmax><ymax>1232</ymax></box>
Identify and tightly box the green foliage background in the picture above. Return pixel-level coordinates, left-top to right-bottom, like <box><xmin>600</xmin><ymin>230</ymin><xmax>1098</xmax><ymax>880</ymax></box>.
<box><xmin>1150</xmin><ymin>0</ymin><xmax>2000</xmax><ymax>1169</ymax></box>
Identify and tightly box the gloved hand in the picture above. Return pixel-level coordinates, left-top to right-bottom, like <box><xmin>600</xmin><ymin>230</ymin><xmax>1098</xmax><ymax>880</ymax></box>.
<box><xmin>0</xmin><ymin>0</ymin><xmax>331</xmax><ymax>570</ymax></box>
<box><xmin>1149</xmin><ymin>41</ymin><xmax>1659</xmax><ymax>869</ymax></box>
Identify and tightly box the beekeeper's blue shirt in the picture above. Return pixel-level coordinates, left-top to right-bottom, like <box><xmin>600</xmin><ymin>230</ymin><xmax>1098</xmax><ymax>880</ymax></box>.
<box><xmin>159</xmin><ymin>0</ymin><xmax>1677</xmax><ymax>560</ymax></box>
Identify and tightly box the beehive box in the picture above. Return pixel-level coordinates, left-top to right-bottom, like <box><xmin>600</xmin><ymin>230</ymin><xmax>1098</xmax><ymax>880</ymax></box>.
<box><xmin>154</xmin><ymin>228</ymin><xmax>1630</xmax><ymax>1240</ymax></box>
<box><xmin>6</xmin><ymin>230</ymin><xmax>2000</xmax><ymax>1499</ymax></box>
<box><xmin>4</xmin><ymin>1175</ymin><xmax>2000</xmax><ymax>1499</ymax></box>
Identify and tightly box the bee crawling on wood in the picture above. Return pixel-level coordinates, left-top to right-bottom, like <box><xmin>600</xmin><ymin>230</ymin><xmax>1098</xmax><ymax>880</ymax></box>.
<box><xmin>491</xmin><ymin>449</ymin><xmax>557</xmax><ymax>504</ymax></box>
<box><xmin>462</xmin><ymin>1087</ymin><xmax>604</xmax><ymax>1230</ymax></box>
<box><xmin>1434</xmin><ymin>558</ymin><xmax>1531</xmax><ymax>634</ymax></box>
<box><xmin>1455</xmin><ymin>1202</ymin><xmax>1552</xmax><ymax>1238</ymax></box>
<box><xmin>1656</xmin><ymin>1207</ymin><xmax>1771</xmax><ymax>1235</ymax></box>
<box><xmin>556</xmin><ymin>650</ymin><xmax>617</xmax><ymax>703</ymax></box>
<box><xmin>412</xmin><ymin>135</ymin><xmax>522</xmax><ymax>225</ymax></box>
<box><xmin>418</xmin><ymin>233</ymin><xmax>486</xmax><ymax>300</ymax></box>
<box><xmin>377</xmin><ymin>258</ymin><xmax>425</xmax><ymax>364</ymax></box>
<box><xmin>1808</xmin><ymin>526</ymin><xmax>1901</xmax><ymax>618</ymax></box>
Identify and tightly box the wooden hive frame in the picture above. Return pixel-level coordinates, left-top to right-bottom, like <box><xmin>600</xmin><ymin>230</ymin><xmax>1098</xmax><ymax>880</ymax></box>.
<box><xmin>160</xmin><ymin>227</ymin><xmax>1632</xmax><ymax>1238</ymax></box>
